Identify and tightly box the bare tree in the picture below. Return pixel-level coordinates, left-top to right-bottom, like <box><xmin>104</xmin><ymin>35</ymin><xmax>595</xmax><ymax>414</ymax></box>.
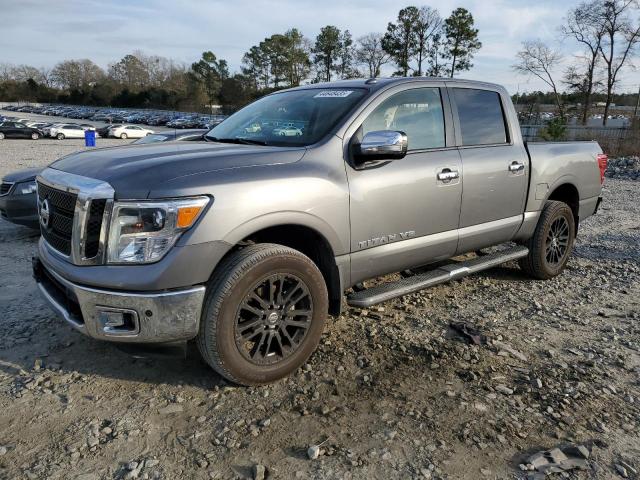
<box><xmin>598</xmin><ymin>0</ymin><xmax>640</xmax><ymax>125</ymax></box>
<box><xmin>39</xmin><ymin>67</ymin><xmax>53</xmax><ymax>88</ymax></box>
<box><xmin>356</xmin><ymin>33</ymin><xmax>390</xmax><ymax>77</ymax></box>
<box><xmin>513</xmin><ymin>40</ymin><xmax>565</xmax><ymax>118</ymax></box>
<box><xmin>562</xmin><ymin>1</ymin><xmax>607</xmax><ymax>124</ymax></box>
<box><xmin>11</xmin><ymin>65</ymin><xmax>47</xmax><ymax>84</ymax></box>
<box><xmin>52</xmin><ymin>59</ymin><xmax>105</xmax><ymax>90</ymax></box>
<box><xmin>0</xmin><ymin>63</ymin><xmax>13</xmax><ymax>82</ymax></box>
<box><xmin>413</xmin><ymin>6</ymin><xmax>442</xmax><ymax>76</ymax></box>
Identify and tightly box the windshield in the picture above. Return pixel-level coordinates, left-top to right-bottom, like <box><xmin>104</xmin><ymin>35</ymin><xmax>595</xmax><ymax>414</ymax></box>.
<box><xmin>205</xmin><ymin>88</ymin><xmax>368</xmax><ymax>147</ymax></box>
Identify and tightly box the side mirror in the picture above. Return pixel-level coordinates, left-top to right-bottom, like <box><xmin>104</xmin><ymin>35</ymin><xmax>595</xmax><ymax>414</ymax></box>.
<box><xmin>354</xmin><ymin>130</ymin><xmax>408</xmax><ymax>162</ymax></box>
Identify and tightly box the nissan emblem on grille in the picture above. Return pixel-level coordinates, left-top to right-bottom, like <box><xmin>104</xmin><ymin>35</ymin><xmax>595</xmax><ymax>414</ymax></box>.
<box><xmin>36</xmin><ymin>169</ymin><xmax>115</xmax><ymax>264</ymax></box>
<box><xmin>39</xmin><ymin>198</ymin><xmax>50</xmax><ymax>228</ymax></box>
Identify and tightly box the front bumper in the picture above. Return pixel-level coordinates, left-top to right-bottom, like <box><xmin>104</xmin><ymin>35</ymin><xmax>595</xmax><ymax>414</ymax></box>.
<box><xmin>0</xmin><ymin>191</ymin><xmax>39</xmax><ymax>228</ymax></box>
<box><xmin>33</xmin><ymin>256</ymin><xmax>206</xmax><ymax>343</ymax></box>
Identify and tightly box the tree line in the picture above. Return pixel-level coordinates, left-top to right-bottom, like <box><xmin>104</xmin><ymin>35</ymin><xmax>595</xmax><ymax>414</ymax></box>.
<box><xmin>514</xmin><ymin>0</ymin><xmax>640</xmax><ymax>126</ymax></box>
<box><xmin>0</xmin><ymin>5</ymin><xmax>480</xmax><ymax>113</ymax></box>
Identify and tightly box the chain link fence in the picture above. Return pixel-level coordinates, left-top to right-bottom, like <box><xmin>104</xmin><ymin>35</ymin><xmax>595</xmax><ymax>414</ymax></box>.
<box><xmin>521</xmin><ymin>123</ymin><xmax>639</xmax><ymax>156</ymax></box>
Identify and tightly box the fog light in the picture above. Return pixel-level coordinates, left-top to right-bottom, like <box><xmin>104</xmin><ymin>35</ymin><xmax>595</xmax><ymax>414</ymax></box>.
<box><xmin>101</xmin><ymin>311</ymin><xmax>125</xmax><ymax>328</ymax></box>
<box><xmin>98</xmin><ymin>308</ymin><xmax>139</xmax><ymax>335</ymax></box>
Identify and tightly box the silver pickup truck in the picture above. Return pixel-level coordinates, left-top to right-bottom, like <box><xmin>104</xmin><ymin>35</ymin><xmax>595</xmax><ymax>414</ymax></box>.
<box><xmin>33</xmin><ymin>77</ymin><xmax>607</xmax><ymax>385</ymax></box>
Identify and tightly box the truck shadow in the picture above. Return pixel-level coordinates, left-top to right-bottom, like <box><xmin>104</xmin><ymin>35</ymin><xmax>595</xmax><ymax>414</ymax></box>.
<box><xmin>0</xmin><ymin>319</ymin><xmax>225</xmax><ymax>389</ymax></box>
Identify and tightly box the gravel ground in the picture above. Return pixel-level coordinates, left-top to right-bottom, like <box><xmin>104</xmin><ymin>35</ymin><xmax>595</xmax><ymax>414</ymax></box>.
<box><xmin>0</xmin><ymin>139</ymin><xmax>639</xmax><ymax>480</ymax></box>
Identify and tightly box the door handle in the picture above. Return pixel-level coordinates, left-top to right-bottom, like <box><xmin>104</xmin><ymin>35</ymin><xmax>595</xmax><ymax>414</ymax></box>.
<box><xmin>437</xmin><ymin>169</ymin><xmax>459</xmax><ymax>182</ymax></box>
<box><xmin>509</xmin><ymin>161</ymin><xmax>525</xmax><ymax>173</ymax></box>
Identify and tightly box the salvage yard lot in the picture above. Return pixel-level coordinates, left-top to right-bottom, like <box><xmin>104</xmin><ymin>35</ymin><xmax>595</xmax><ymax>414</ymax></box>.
<box><xmin>0</xmin><ymin>140</ymin><xmax>639</xmax><ymax>479</ymax></box>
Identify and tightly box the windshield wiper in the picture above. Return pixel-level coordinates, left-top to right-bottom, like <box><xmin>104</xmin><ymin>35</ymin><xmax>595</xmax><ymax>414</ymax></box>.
<box><xmin>206</xmin><ymin>136</ymin><xmax>269</xmax><ymax>146</ymax></box>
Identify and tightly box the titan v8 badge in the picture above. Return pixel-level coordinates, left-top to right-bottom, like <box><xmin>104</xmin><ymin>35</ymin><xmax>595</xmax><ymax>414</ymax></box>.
<box><xmin>358</xmin><ymin>231</ymin><xmax>415</xmax><ymax>249</ymax></box>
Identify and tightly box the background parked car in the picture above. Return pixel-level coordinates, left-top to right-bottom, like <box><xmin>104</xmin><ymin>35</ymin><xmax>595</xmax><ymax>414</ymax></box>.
<box><xmin>110</xmin><ymin>125</ymin><xmax>154</xmax><ymax>139</ymax></box>
<box><xmin>131</xmin><ymin>129</ymin><xmax>207</xmax><ymax>144</ymax></box>
<box><xmin>25</xmin><ymin>121</ymin><xmax>51</xmax><ymax>130</ymax></box>
<box><xmin>0</xmin><ymin>167</ymin><xmax>41</xmax><ymax>228</ymax></box>
<box><xmin>272</xmin><ymin>126</ymin><xmax>303</xmax><ymax>136</ymax></box>
<box><xmin>49</xmin><ymin>124</ymin><xmax>86</xmax><ymax>139</ymax></box>
<box><xmin>0</xmin><ymin>121</ymin><xmax>43</xmax><ymax>139</ymax></box>
<box><xmin>96</xmin><ymin>124</ymin><xmax>121</xmax><ymax>138</ymax></box>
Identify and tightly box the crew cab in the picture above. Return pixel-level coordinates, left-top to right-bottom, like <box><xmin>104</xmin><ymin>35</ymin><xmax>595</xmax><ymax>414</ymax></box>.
<box><xmin>32</xmin><ymin>78</ymin><xmax>606</xmax><ymax>385</ymax></box>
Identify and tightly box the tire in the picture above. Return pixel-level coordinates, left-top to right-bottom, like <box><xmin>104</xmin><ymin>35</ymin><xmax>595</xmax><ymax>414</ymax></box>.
<box><xmin>0</xmin><ymin>132</ymin><xmax>4</xmax><ymax>140</ymax></box>
<box><xmin>120</xmin><ymin>133</ymin><xmax>127</xmax><ymax>139</ymax></box>
<box><xmin>31</xmin><ymin>132</ymin><xmax>40</xmax><ymax>140</ymax></box>
<box><xmin>519</xmin><ymin>200</ymin><xmax>575</xmax><ymax>280</ymax></box>
<box><xmin>197</xmin><ymin>244</ymin><xmax>328</xmax><ymax>386</ymax></box>
<box><xmin>56</xmin><ymin>133</ymin><xmax>65</xmax><ymax>140</ymax></box>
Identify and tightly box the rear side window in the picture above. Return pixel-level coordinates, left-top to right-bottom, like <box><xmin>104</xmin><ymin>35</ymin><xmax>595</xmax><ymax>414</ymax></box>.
<box><xmin>453</xmin><ymin>88</ymin><xmax>508</xmax><ymax>146</ymax></box>
<box><xmin>361</xmin><ymin>87</ymin><xmax>445</xmax><ymax>151</ymax></box>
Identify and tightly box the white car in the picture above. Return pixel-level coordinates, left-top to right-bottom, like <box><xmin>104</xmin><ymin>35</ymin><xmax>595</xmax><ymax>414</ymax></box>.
<box><xmin>110</xmin><ymin>125</ymin><xmax>154</xmax><ymax>139</ymax></box>
<box><xmin>43</xmin><ymin>123</ymin><xmax>74</xmax><ymax>136</ymax></box>
<box><xmin>244</xmin><ymin>122</ymin><xmax>262</xmax><ymax>133</ymax></box>
<box><xmin>50</xmin><ymin>124</ymin><xmax>87</xmax><ymax>139</ymax></box>
<box><xmin>272</xmin><ymin>126</ymin><xmax>303</xmax><ymax>136</ymax></box>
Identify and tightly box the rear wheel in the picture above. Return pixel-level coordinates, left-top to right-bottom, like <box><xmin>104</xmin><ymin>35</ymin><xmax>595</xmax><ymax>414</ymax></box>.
<box><xmin>197</xmin><ymin>244</ymin><xmax>328</xmax><ymax>385</ymax></box>
<box><xmin>56</xmin><ymin>133</ymin><xmax>65</xmax><ymax>140</ymax></box>
<box><xmin>120</xmin><ymin>133</ymin><xmax>127</xmax><ymax>139</ymax></box>
<box><xmin>519</xmin><ymin>200</ymin><xmax>575</xmax><ymax>280</ymax></box>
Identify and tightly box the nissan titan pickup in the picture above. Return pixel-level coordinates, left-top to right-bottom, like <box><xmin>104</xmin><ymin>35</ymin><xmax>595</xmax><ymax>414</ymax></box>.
<box><xmin>32</xmin><ymin>77</ymin><xmax>607</xmax><ymax>385</ymax></box>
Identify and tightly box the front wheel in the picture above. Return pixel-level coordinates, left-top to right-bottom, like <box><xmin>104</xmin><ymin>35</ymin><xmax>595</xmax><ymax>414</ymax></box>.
<box><xmin>0</xmin><ymin>132</ymin><xmax>5</xmax><ymax>140</ymax></box>
<box><xmin>197</xmin><ymin>244</ymin><xmax>328</xmax><ymax>385</ymax></box>
<box><xmin>120</xmin><ymin>133</ymin><xmax>127</xmax><ymax>139</ymax></box>
<box><xmin>31</xmin><ymin>132</ymin><xmax>40</xmax><ymax>140</ymax></box>
<box><xmin>519</xmin><ymin>200</ymin><xmax>575</xmax><ymax>280</ymax></box>
<box><xmin>56</xmin><ymin>133</ymin><xmax>65</xmax><ymax>140</ymax></box>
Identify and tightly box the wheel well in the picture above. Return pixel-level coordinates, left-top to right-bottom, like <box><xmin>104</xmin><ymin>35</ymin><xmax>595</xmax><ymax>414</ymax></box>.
<box><xmin>548</xmin><ymin>183</ymin><xmax>579</xmax><ymax>232</ymax></box>
<box><xmin>236</xmin><ymin>225</ymin><xmax>342</xmax><ymax>317</ymax></box>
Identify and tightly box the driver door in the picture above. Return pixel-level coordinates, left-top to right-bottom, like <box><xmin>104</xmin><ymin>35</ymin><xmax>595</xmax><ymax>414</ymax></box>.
<box><xmin>345</xmin><ymin>85</ymin><xmax>463</xmax><ymax>284</ymax></box>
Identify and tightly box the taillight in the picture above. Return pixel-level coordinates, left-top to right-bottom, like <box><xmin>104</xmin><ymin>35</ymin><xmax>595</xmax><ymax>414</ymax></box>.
<box><xmin>597</xmin><ymin>153</ymin><xmax>608</xmax><ymax>184</ymax></box>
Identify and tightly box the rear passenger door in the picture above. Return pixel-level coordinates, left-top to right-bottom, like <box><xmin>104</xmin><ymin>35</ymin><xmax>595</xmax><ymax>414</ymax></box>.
<box><xmin>16</xmin><ymin>123</ymin><xmax>32</xmax><ymax>138</ymax></box>
<box><xmin>449</xmin><ymin>86</ymin><xmax>529</xmax><ymax>253</ymax></box>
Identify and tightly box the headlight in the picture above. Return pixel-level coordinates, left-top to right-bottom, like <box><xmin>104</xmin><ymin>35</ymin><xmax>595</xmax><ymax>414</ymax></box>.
<box><xmin>15</xmin><ymin>180</ymin><xmax>37</xmax><ymax>195</ymax></box>
<box><xmin>107</xmin><ymin>196</ymin><xmax>210</xmax><ymax>264</ymax></box>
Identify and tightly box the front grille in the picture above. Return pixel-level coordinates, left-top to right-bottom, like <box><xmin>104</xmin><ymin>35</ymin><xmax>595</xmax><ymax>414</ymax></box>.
<box><xmin>0</xmin><ymin>182</ymin><xmax>13</xmax><ymax>195</ymax></box>
<box><xmin>37</xmin><ymin>181</ymin><xmax>77</xmax><ymax>256</ymax></box>
<box><xmin>85</xmin><ymin>199</ymin><xmax>106</xmax><ymax>258</ymax></box>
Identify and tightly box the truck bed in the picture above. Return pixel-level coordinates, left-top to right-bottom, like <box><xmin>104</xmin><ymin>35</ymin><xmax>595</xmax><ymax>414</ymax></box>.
<box><xmin>524</xmin><ymin>140</ymin><xmax>603</xmax><ymax>218</ymax></box>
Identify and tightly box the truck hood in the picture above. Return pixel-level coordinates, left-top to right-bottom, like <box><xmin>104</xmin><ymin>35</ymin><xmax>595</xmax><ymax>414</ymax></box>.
<box><xmin>49</xmin><ymin>141</ymin><xmax>306</xmax><ymax>198</ymax></box>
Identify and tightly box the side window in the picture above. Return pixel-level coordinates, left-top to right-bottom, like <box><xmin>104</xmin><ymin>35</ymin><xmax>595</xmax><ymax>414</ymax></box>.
<box><xmin>452</xmin><ymin>88</ymin><xmax>508</xmax><ymax>146</ymax></box>
<box><xmin>361</xmin><ymin>88</ymin><xmax>445</xmax><ymax>151</ymax></box>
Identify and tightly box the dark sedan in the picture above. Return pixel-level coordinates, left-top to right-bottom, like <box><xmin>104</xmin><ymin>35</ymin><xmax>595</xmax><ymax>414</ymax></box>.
<box><xmin>0</xmin><ymin>130</ymin><xmax>207</xmax><ymax>229</ymax></box>
<box><xmin>95</xmin><ymin>124</ymin><xmax>122</xmax><ymax>138</ymax></box>
<box><xmin>0</xmin><ymin>121</ymin><xmax>43</xmax><ymax>139</ymax></box>
<box><xmin>131</xmin><ymin>129</ymin><xmax>207</xmax><ymax>144</ymax></box>
<box><xmin>0</xmin><ymin>168</ymin><xmax>41</xmax><ymax>228</ymax></box>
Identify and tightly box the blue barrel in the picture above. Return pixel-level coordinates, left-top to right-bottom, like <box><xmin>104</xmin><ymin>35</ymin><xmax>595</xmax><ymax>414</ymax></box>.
<box><xmin>84</xmin><ymin>129</ymin><xmax>96</xmax><ymax>147</ymax></box>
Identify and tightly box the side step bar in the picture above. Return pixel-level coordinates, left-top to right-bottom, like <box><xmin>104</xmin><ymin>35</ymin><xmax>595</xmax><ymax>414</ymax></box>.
<box><xmin>346</xmin><ymin>245</ymin><xmax>529</xmax><ymax>308</ymax></box>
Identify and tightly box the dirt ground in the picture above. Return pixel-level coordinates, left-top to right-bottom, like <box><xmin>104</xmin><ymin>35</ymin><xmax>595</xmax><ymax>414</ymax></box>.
<box><xmin>0</xmin><ymin>139</ymin><xmax>639</xmax><ymax>480</ymax></box>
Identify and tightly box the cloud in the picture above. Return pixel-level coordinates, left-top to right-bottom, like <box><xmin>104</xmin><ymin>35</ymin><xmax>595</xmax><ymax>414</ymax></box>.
<box><xmin>1</xmin><ymin>0</ymin><xmax>638</xmax><ymax>94</ymax></box>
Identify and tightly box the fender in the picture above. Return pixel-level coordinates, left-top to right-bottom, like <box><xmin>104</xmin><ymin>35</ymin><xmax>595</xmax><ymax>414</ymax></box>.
<box><xmin>222</xmin><ymin>210</ymin><xmax>347</xmax><ymax>256</ymax></box>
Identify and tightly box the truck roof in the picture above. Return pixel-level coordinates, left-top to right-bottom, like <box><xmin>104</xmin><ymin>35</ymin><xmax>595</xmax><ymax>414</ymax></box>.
<box><xmin>289</xmin><ymin>77</ymin><xmax>506</xmax><ymax>94</ymax></box>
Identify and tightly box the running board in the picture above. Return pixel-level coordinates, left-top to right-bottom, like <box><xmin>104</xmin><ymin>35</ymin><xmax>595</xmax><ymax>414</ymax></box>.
<box><xmin>346</xmin><ymin>245</ymin><xmax>529</xmax><ymax>308</ymax></box>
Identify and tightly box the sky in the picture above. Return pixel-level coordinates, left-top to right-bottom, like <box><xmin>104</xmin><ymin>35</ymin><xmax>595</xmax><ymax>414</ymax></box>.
<box><xmin>1</xmin><ymin>0</ymin><xmax>639</xmax><ymax>95</ymax></box>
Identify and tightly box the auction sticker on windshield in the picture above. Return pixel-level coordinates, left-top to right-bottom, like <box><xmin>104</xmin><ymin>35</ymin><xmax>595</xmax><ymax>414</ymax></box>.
<box><xmin>314</xmin><ymin>90</ymin><xmax>353</xmax><ymax>98</ymax></box>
